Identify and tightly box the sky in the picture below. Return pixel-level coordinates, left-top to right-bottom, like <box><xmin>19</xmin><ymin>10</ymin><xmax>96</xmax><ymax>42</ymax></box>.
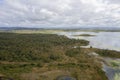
<box><xmin>0</xmin><ymin>0</ymin><xmax>120</xmax><ymax>28</ymax></box>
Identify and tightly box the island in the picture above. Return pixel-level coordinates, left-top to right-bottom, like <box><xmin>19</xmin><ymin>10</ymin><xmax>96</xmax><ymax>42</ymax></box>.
<box><xmin>73</xmin><ymin>34</ymin><xmax>96</xmax><ymax>37</ymax></box>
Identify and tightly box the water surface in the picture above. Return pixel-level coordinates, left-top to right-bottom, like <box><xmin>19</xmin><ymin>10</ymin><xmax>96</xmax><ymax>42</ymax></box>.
<box><xmin>57</xmin><ymin>31</ymin><xmax>120</xmax><ymax>80</ymax></box>
<box><xmin>58</xmin><ymin>32</ymin><xmax>120</xmax><ymax>51</ymax></box>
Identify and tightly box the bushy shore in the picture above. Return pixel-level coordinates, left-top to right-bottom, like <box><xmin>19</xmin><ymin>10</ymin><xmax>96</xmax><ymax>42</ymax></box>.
<box><xmin>0</xmin><ymin>32</ymin><xmax>119</xmax><ymax>80</ymax></box>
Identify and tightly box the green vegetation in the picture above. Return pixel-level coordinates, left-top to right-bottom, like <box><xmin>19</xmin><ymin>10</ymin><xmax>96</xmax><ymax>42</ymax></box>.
<box><xmin>110</xmin><ymin>61</ymin><xmax>119</xmax><ymax>67</ymax></box>
<box><xmin>12</xmin><ymin>29</ymin><xmax>64</xmax><ymax>34</ymax></box>
<box><xmin>65</xmin><ymin>48</ymin><xmax>81</xmax><ymax>57</ymax></box>
<box><xmin>73</xmin><ymin>34</ymin><xmax>95</xmax><ymax>37</ymax></box>
<box><xmin>0</xmin><ymin>32</ymin><xmax>108</xmax><ymax>80</ymax></box>
<box><xmin>93</xmin><ymin>48</ymin><xmax>120</xmax><ymax>58</ymax></box>
<box><xmin>0</xmin><ymin>32</ymin><xmax>88</xmax><ymax>62</ymax></box>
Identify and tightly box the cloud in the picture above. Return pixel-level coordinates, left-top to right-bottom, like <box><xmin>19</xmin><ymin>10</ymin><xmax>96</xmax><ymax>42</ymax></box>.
<box><xmin>0</xmin><ymin>0</ymin><xmax>120</xmax><ymax>27</ymax></box>
<box><xmin>107</xmin><ymin>0</ymin><xmax>120</xmax><ymax>4</ymax></box>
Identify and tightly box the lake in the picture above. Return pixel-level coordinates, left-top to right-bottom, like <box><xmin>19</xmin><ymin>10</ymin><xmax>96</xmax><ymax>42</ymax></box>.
<box><xmin>58</xmin><ymin>31</ymin><xmax>120</xmax><ymax>51</ymax></box>
<box><xmin>57</xmin><ymin>31</ymin><xmax>120</xmax><ymax>80</ymax></box>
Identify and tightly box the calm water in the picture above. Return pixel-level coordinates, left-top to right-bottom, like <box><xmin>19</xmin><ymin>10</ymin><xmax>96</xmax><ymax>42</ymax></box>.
<box><xmin>57</xmin><ymin>31</ymin><xmax>120</xmax><ymax>80</ymax></box>
<box><xmin>58</xmin><ymin>32</ymin><xmax>120</xmax><ymax>51</ymax></box>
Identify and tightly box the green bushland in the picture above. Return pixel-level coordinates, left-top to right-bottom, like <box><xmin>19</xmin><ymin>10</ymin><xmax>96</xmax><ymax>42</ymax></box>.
<box><xmin>0</xmin><ymin>32</ymin><xmax>108</xmax><ymax>80</ymax></box>
<box><xmin>0</xmin><ymin>32</ymin><xmax>88</xmax><ymax>62</ymax></box>
<box><xmin>65</xmin><ymin>48</ymin><xmax>81</xmax><ymax>57</ymax></box>
<box><xmin>93</xmin><ymin>48</ymin><xmax>120</xmax><ymax>58</ymax></box>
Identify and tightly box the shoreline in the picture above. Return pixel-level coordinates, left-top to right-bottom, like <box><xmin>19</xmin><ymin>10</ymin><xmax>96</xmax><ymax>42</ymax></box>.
<box><xmin>0</xmin><ymin>32</ymin><xmax>120</xmax><ymax>80</ymax></box>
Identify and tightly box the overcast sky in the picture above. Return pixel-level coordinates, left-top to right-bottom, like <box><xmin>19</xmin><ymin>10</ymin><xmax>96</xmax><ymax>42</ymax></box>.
<box><xmin>0</xmin><ymin>0</ymin><xmax>120</xmax><ymax>28</ymax></box>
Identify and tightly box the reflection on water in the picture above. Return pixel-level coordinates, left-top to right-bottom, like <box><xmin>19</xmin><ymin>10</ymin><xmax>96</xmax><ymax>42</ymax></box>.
<box><xmin>57</xmin><ymin>31</ymin><xmax>120</xmax><ymax>80</ymax></box>
<box><xmin>103</xmin><ymin>58</ymin><xmax>120</xmax><ymax>80</ymax></box>
<box><xmin>58</xmin><ymin>32</ymin><xmax>120</xmax><ymax>51</ymax></box>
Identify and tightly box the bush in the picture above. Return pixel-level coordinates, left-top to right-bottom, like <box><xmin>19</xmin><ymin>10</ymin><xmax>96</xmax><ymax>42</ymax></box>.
<box><xmin>65</xmin><ymin>48</ymin><xmax>81</xmax><ymax>57</ymax></box>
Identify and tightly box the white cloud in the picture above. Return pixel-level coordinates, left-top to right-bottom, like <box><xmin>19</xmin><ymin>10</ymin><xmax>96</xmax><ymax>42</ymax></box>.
<box><xmin>0</xmin><ymin>0</ymin><xmax>120</xmax><ymax>28</ymax></box>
